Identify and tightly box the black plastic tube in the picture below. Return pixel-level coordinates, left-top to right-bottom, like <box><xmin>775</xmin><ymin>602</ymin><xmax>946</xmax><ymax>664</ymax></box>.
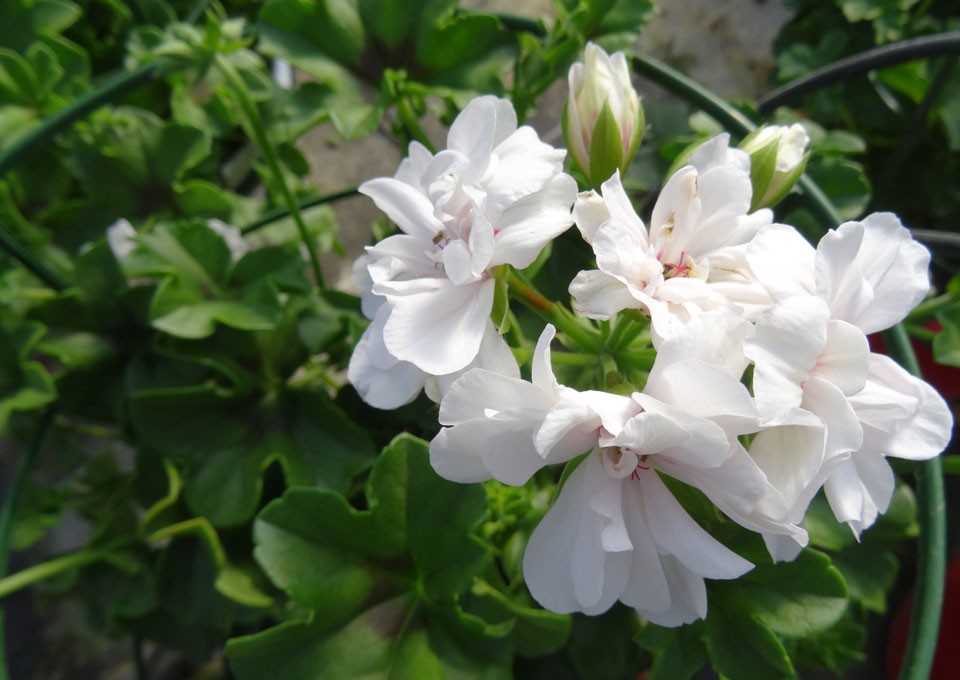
<box><xmin>758</xmin><ymin>31</ymin><xmax>960</xmax><ymax>113</ymax></box>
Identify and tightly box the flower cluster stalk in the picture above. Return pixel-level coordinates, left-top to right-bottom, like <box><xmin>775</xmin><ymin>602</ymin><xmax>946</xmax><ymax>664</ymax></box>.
<box><xmin>214</xmin><ymin>53</ymin><xmax>325</xmax><ymax>288</ymax></box>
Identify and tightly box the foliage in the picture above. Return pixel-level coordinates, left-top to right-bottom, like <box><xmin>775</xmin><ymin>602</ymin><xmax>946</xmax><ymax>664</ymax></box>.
<box><xmin>0</xmin><ymin>1</ymin><xmax>953</xmax><ymax>679</ymax></box>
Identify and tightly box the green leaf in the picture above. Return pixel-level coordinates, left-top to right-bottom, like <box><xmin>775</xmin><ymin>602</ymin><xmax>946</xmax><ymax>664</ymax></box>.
<box><xmin>805</xmin><ymin>156</ymin><xmax>871</xmax><ymax>220</ymax></box>
<box><xmin>634</xmin><ymin>622</ymin><xmax>707</xmax><ymax>680</ymax></box>
<box><xmin>416</xmin><ymin>11</ymin><xmax>510</xmax><ymax>71</ymax></box>
<box><xmin>358</xmin><ymin>0</ymin><xmax>420</xmax><ymax>48</ymax></box>
<box><xmin>152</xmin><ymin>123</ymin><xmax>211</xmax><ymax>185</ymax></box>
<box><xmin>587</xmin><ymin>99</ymin><xmax>623</xmax><ymax>189</ymax></box>
<box><xmin>151</xmin><ymin>298</ymin><xmax>278</xmax><ymax>339</ymax></box>
<box><xmin>704</xmin><ymin>598</ymin><xmax>794</xmax><ymax>680</ymax></box>
<box><xmin>934</xmin><ymin>306</ymin><xmax>960</xmax><ymax>367</ymax></box>
<box><xmin>259</xmin><ymin>0</ymin><xmax>366</xmax><ymax>68</ymax></box>
<box><xmin>184</xmin><ymin>441</ymin><xmax>272</xmax><ymax>527</ymax></box>
<box><xmin>718</xmin><ymin>548</ymin><xmax>848</xmax><ymax>637</ymax></box>
<box><xmin>226</xmin><ymin>598</ymin><xmax>410</xmax><ymax>679</ymax></box>
<box><xmin>467</xmin><ymin>579</ymin><xmax>570</xmax><ymax>658</ymax></box>
<box><xmin>830</xmin><ymin>544</ymin><xmax>897</xmax><ymax>613</ymax></box>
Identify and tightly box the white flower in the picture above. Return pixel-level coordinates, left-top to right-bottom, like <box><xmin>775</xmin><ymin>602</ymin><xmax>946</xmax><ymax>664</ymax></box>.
<box><xmin>745</xmin><ymin>214</ymin><xmax>952</xmax><ymax>536</ymax></box>
<box><xmin>569</xmin><ymin>138</ymin><xmax>773</xmax><ymax>341</ymax></box>
<box><xmin>431</xmin><ymin>314</ymin><xmax>801</xmax><ymax>625</ymax></box>
<box><xmin>349</xmin><ymin>96</ymin><xmax>577</xmax><ymax>407</ymax></box>
<box><xmin>564</xmin><ymin>42</ymin><xmax>643</xmax><ymax>188</ymax></box>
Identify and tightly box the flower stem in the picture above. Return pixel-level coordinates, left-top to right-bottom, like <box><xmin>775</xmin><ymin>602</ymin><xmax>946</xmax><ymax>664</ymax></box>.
<box><xmin>241</xmin><ymin>186</ymin><xmax>359</xmax><ymax>235</ymax></box>
<box><xmin>0</xmin><ymin>224</ymin><xmax>67</xmax><ymax>291</ymax></box>
<box><xmin>214</xmin><ymin>53</ymin><xmax>324</xmax><ymax>287</ymax></box>
<box><xmin>0</xmin><ymin>548</ymin><xmax>107</xmax><ymax>601</ymax></box>
<box><xmin>907</xmin><ymin>292</ymin><xmax>952</xmax><ymax>324</ymax></box>
<box><xmin>506</xmin><ymin>268</ymin><xmax>601</xmax><ymax>351</ymax></box>
<box><xmin>884</xmin><ymin>324</ymin><xmax>946</xmax><ymax>680</ymax></box>
<box><xmin>0</xmin><ymin>64</ymin><xmax>158</xmax><ymax>176</ymax></box>
<box><xmin>396</xmin><ymin>97</ymin><xmax>435</xmax><ymax>153</ymax></box>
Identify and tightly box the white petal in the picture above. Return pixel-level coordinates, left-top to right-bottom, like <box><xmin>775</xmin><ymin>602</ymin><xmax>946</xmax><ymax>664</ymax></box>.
<box><xmin>615</xmin><ymin>397</ymin><xmax>731</xmax><ymax>469</ymax></box>
<box><xmin>746</xmin><ymin>224</ymin><xmax>816</xmax><ymax>302</ymax></box>
<box><xmin>688</xmin><ymin>133</ymin><xmax>750</xmax><ymax>175</ymax></box>
<box><xmin>359</xmin><ymin>177</ymin><xmax>443</xmax><ymax>239</ymax></box>
<box><xmin>748</xmin><ymin>419</ymin><xmax>828</xmax><ymax>522</ymax></box>
<box><xmin>490</xmin><ymin>173</ymin><xmax>577</xmax><ymax>268</ymax></box>
<box><xmin>815</xmin><ymin>221</ymin><xmax>872</xmax><ymax>326</ymax></box>
<box><xmin>347</xmin><ymin>314</ymin><xmax>426</xmax><ymax>410</ymax></box>
<box><xmin>592</xmin><ymin>215</ymin><xmax>661</xmax><ymax>289</ymax></box>
<box><xmin>647</xmin><ymin>307</ymin><xmax>752</xmax><ymax>379</ymax></box>
<box><xmin>650</xmin><ymin>167</ymin><xmax>702</xmax><ymax>262</ymax></box>
<box><xmin>430</xmin><ymin>321</ymin><xmax>521</xmax><ymax>402</ymax></box>
<box><xmin>638</xmin><ymin>468</ymin><xmax>753</xmax><ymax>579</ymax></box>
<box><xmin>851</xmin><ymin>353</ymin><xmax>953</xmax><ymax>461</ymax></box>
<box><xmin>394</xmin><ymin>141</ymin><xmax>434</xmax><ymax>186</ymax></box>
<box><xmin>446</xmin><ymin>96</ymin><xmax>498</xmax><ymax>179</ymax></box>
<box><xmin>642</xmin><ymin>554</ymin><xmax>709</xmax><ymax>627</ymax></box>
<box><xmin>745</xmin><ymin>296</ymin><xmax>828</xmax><ymax>414</ymax></box>
<box><xmin>599</xmin><ymin>171</ymin><xmax>648</xmax><ymax>237</ymax></box>
<box><xmin>531</xmin><ymin>324</ymin><xmax>560</xmax><ymax>396</ymax></box>
<box><xmin>812</xmin><ymin>320</ymin><xmax>870</xmax><ymax>396</ymax></box>
<box><xmin>570</xmin><ymin>269</ymin><xmax>646</xmax><ymax>320</ymax></box>
<box><xmin>382</xmin><ymin>278</ymin><xmax>495</xmax><ymax>375</ymax></box>
<box><xmin>439</xmin><ymin>369</ymin><xmax>550</xmax><ymax>426</ymax></box>
<box><xmin>572</xmin><ymin>189</ymin><xmax>609</xmax><ymax>244</ymax></box>
<box><xmin>535</xmin><ymin>390</ymin><xmax>603</xmax><ymax>463</ymax></box>
<box><xmin>848</xmin><ymin>213</ymin><xmax>931</xmax><ymax>333</ymax></box>
<box><xmin>803</xmin><ymin>376</ymin><xmax>864</xmax><ymax>459</ymax></box>
<box><xmin>429</xmin><ymin>426</ymin><xmax>495</xmax><ymax>483</ymax></box>
<box><xmin>644</xmin><ymin>360</ymin><xmax>759</xmax><ymax>435</ymax></box>
<box><xmin>431</xmin><ymin>415</ymin><xmax>548</xmax><ymax>486</ymax></box>
<box><xmin>523</xmin><ymin>455</ymin><xmax>629</xmax><ymax>614</ymax></box>
<box><xmin>618</xmin><ymin>486</ymin><xmax>672</xmax><ymax>614</ymax></box>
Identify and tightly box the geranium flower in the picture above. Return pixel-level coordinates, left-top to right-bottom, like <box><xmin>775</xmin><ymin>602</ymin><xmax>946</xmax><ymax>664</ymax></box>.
<box><xmin>569</xmin><ymin>135</ymin><xmax>773</xmax><ymax>341</ymax></box>
<box><xmin>349</xmin><ymin>95</ymin><xmax>577</xmax><ymax>407</ymax></box>
<box><xmin>745</xmin><ymin>215</ymin><xmax>952</xmax><ymax>536</ymax></box>
<box><xmin>431</xmin><ymin>312</ymin><xmax>801</xmax><ymax>625</ymax></box>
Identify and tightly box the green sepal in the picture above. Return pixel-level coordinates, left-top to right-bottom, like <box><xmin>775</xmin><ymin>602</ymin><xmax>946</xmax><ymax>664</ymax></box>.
<box><xmin>588</xmin><ymin>99</ymin><xmax>624</xmax><ymax>190</ymax></box>
<box><xmin>747</xmin><ymin>136</ymin><xmax>781</xmax><ymax>212</ymax></box>
<box><xmin>491</xmin><ymin>265</ymin><xmax>510</xmax><ymax>335</ymax></box>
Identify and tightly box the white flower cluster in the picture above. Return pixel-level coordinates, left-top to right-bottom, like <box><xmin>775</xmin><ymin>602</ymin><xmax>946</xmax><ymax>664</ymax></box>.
<box><xmin>349</xmin><ymin>88</ymin><xmax>952</xmax><ymax>627</ymax></box>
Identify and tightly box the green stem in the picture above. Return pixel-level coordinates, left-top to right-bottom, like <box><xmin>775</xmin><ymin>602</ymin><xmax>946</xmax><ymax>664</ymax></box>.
<box><xmin>0</xmin><ymin>548</ymin><xmax>106</xmax><ymax>601</ymax></box>
<box><xmin>884</xmin><ymin>324</ymin><xmax>946</xmax><ymax>680</ymax></box>
<box><xmin>0</xmin><ymin>224</ymin><xmax>67</xmax><ymax>291</ymax></box>
<box><xmin>630</xmin><ymin>54</ymin><xmax>844</xmax><ymax>228</ymax></box>
<box><xmin>907</xmin><ymin>292</ymin><xmax>953</xmax><ymax>324</ymax></box>
<box><xmin>904</xmin><ymin>323</ymin><xmax>937</xmax><ymax>343</ymax></box>
<box><xmin>505</xmin><ymin>268</ymin><xmax>601</xmax><ymax>351</ymax></box>
<box><xmin>0</xmin><ymin>64</ymin><xmax>158</xmax><ymax>177</ymax></box>
<box><xmin>241</xmin><ymin>186</ymin><xmax>359</xmax><ymax>235</ymax></box>
<box><xmin>396</xmin><ymin>97</ymin><xmax>435</xmax><ymax>153</ymax></box>
<box><xmin>616</xmin><ymin>349</ymin><xmax>657</xmax><ymax>370</ymax></box>
<box><xmin>0</xmin><ymin>409</ymin><xmax>55</xmax><ymax>680</ymax></box>
<box><xmin>214</xmin><ymin>54</ymin><xmax>324</xmax><ymax>287</ymax></box>
<box><xmin>940</xmin><ymin>457</ymin><xmax>960</xmax><ymax>475</ymax></box>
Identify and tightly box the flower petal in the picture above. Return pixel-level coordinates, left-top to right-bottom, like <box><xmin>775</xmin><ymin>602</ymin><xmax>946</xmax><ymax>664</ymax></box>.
<box><xmin>638</xmin><ymin>468</ymin><xmax>753</xmax><ymax>579</ymax></box>
<box><xmin>382</xmin><ymin>278</ymin><xmax>495</xmax><ymax>375</ymax></box>
<box><xmin>746</xmin><ymin>224</ymin><xmax>816</xmax><ymax>302</ymax></box>
<box><xmin>347</xmin><ymin>312</ymin><xmax>426</xmax><ymax>410</ymax></box>
<box><xmin>359</xmin><ymin>177</ymin><xmax>443</xmax><ymax>239</ymax></box>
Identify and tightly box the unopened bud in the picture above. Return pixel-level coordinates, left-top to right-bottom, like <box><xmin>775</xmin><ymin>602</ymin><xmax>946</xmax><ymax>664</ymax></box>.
<box><xmin>739</xmin><ymin>124</ymin><xmax>810</xmax><ymax>211</ymax></box>
<box><xmin>563</xmin><ymin>43</ymin><xmax>644</xmax><ymax>190</ymax></box>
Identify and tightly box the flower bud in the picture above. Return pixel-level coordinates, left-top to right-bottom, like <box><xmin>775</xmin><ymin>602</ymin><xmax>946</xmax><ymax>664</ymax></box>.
<box><xmin>563</xmin><ymin>42</ymin><xmax>644</xmax><ymax>190</ymax></box>
<box><xmin>739</xmin><ymin>123</ymin><xmax>810</xmax><ymax>211</ymax></box>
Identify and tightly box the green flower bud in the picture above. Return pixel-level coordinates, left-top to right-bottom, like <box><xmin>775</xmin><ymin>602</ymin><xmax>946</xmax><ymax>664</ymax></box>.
<box><xmin>739</xmin><ymin>124</ymin><xmax>810</xmax><ymax>211</ymax></box>
<box><xmin>563</xmin><ymin>42</ymin><xmax>644</xmax><ymax>190</ymax></box>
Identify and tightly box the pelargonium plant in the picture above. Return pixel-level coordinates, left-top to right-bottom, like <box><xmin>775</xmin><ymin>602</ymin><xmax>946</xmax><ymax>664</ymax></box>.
<box><xmin>350</xmin><ymin>42</ymin><xmax>952</xmax><ymax>630</ymax></box>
